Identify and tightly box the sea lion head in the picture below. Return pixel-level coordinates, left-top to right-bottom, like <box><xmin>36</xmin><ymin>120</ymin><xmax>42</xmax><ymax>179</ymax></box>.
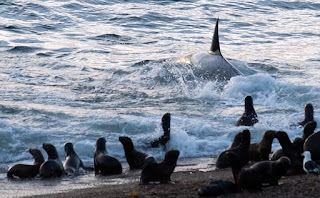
<box><xmin>244</xmin><ymin>95</ymin><xmax>257</xmax><ymax>115</ymax></box>
<box><xmin>163</xmin><ymin>150</ymin><xmax>180</xmax><ymax>165</ymax></box>
<box><xmin>263</xmin><ymin>130</ymin><xmax>277</xmax><ymax>140</ymax></box>
<box><xmin>119</xmin><ymin>136</ymin><xmax>134</xmax><ymax>151</ymax></box>
<box><xmin>96</xmin><ymin>137</ymin><xmax>107</xmax><ymax>152</ymax></box>
<box><xmin>275</xmin><ymin>131</ymin><xmax>291</xmax><ymax>148</ymax></box>
<box><xmin>277</xmin><ymin>156</ymin><xmax>292</xmax><ymax>173</ymax></box>
<box><xmin>299</xmin><ymin>103</ymin><xmax>315</xmax><ymax>126</ymax></box>
<box><xmin>244</xmin><ymin>95</ymin><xmax>253</xmax><ymax>109</ymax></box>
<box><xmin>29</xmin><ymin>148</ymin><xmax>45</xmax><ymax>165</ymax></box>
<box><xmin>278</xmin><ymin>156</ymin><xmax>291</xmax><ymax>166</ymax></box>
<box><xmin>162</xmin><ymin>113</ymin><xmax>171</xmax><ymax>136</ymax></box>
<box><xmin>64</xmin><ymin>142</ymin><xmax>75</xmax><ymax>157</ymax></box>
<box><xmin>305</xmin><ymin>103</ymin><xmax>314</xmax><ymax>118</ymax></box>
<box><xmin>303</xmin><ymin>121</ymin><xmax>317</xmax><ymax>140</ymax></box>
<box><xmin>42</xmin><ymin>143</ymin><xmax>59</xmax><ymax>159</ymax></box>
<box><xmin>227</xmin><ymin>131</ymin><xmax>242</xmax><ymax>150</ymax></box>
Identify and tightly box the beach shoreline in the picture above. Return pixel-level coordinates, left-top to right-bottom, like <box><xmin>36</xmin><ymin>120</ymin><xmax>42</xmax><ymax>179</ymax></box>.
<box><xmin>18</xmin><ymin>157</ymin><xmax>320</xmax><ymax>198</ymax></box>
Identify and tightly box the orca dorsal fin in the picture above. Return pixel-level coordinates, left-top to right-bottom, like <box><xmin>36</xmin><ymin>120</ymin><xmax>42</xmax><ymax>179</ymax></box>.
<box><xmin>209</xmin><ymin>18</ymin><xmax>221</xmax><ymax>55</ymax></box>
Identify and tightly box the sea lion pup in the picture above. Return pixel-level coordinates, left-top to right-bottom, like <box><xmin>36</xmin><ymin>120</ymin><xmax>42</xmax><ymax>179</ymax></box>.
<box><xmin>298</xmin><ymin>103</ymin><xmax>314</xmax><ymax>126</ymax></box>
<box><xmin>236</xmin><ymin>95</ymin><xmax>258</xmax><ymax>127</ymax></box>
<box><xmin>239</xmin><ymin>157</ymin><xmax>291</xmax><ymax>190</ymax></box>
<box><xmin>216</xmin><ymin>129</ymin><xmax>251</xmax><ymax>169</ymax></box>
<box><xmin>63</xmin><ymin>142</ymin><xmax>92</xmax><ymax>176</ymax></box>
<box><xmin>119</xmin><ymin>136</ymin><xmax>156</xmax><ymax>170</ymax></box>
<box><xmin>94</xmin><ymin>137</ymin><xmax>122</xmax><ymax>176</ymax></box>
<box><xmin>250</xmin><ymin>130</ymin><xmax>277</xmax><ymax>161</ymax></box>
<box><xmin>39</xmin><ymin>143</ymin><xmax>64</xmax><ymax>178</ymax></box>
<box><xmin>198</xmin><ymin>180</ymin><xmax>238</xmax><ymax>197</ymax></box>
<box><xmin>227</xmin><ymin>152</ymin><xmax>291</xmax><ymax>191</ymax></box>
<box><xmin>303</xmin><ymin>151</ymin><xmax>319</xmax><ymax>175</ymax></box>
<box><xmin>151</xmin><ymin>113</ymin><xmax>171</xmax><ymax>148</ymax></box>
<box><xmin>7</xmin><ymin>148</ymin><xmax>44</xmax><ymax>179</ymax></box>
<box><xmin>140</xmin><ymin>150</ymin><xmax>180</xmax><ymax>184</ymax></box>
<box><xmin>274</xmin><ymin>131</ymin><xmax>304</xmax><ymax>175</ymax></box>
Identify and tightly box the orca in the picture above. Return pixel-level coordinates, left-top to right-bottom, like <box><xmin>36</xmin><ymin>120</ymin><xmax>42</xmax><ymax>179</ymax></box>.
<box><xmin>177</xmin><ymin>19</ymin><xmax>243</xmax><ymax>81</ymax></box>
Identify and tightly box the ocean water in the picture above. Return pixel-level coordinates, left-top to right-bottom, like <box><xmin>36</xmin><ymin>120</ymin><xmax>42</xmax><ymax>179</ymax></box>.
<box><xmin>0</xmin><ymin>0</ymin><xmax>320</xmax><ymax>196</ymax></box>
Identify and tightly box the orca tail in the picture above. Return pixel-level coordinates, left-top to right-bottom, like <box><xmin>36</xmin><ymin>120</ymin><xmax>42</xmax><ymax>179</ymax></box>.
<box><xmin>209</xmin><ymin>18</ymin><xmax>221</xmax><ymax>55</ymax></box>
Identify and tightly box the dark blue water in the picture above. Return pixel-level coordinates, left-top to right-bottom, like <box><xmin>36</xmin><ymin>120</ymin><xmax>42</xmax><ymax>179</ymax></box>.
<box><xmin>0</xmin><ymin>1</ymin><xmax>320</xmax><ymax>196</ymax></box>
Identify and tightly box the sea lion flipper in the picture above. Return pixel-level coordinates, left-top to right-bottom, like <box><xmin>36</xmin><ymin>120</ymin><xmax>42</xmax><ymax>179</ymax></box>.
<box><xmin>79</xmin><ymin>160</ymin><xmax>94</xmax><ymax>171</ymax></box>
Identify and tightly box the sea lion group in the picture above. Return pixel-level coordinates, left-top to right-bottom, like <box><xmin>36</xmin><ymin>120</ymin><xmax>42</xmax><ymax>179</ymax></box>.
<box><xmin>6</xmin><ymin>113</ymin><xmax>180</xmax><ymax>184</ymax></box>
<box><xmin>7</xmin><ymin>136</ymin><xmax>180</xmax><ymax>183</ymax></box>
<box><xmin>6</xmin><ymin>98</ymin><xmax>320</xmax><ymax>197</ymax></box>
<box><xmin>199</xmin><ymin>102</ymin><xmax>320</xmax><ymax>197</ymax></box>
<box><xmin>7</xmin><ymin>93</ymin><xmax>252</xmax><ymax>180</ymax></box>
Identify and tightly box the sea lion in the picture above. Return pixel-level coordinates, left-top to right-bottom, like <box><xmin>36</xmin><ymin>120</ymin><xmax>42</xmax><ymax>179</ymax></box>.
<box><xmin>94</xmin><ymin>137</ymin><xmax>122</xmax><ymax>176</ymax></box>
<box><xmin>240</xmin><ymin>156</ymin><xmax>291</xmax><ymax>191</ymax></box>
<box><xmin>304</xmin><ymin>131</ymin><xmax>320</xmax><ymax>162</ymax></box>
<box><xmin>226</xmin><ymin>130</ymin><xmax>274</xmax><ymax>161</ymax></box>
<box><xmin>227</xmin><ymin>152</ymin><xmax>291</xmax><ymax>191</ymax></box>
<box><xmin>140</xmin><ymin>150</ymin><xmax>180</xmax><ymax>184</ymax></box>
<box><xmin>236</xmin><ymin>95</ymin><xmax>258</xmax><ymax>126</ymax></box>
<box><xmin>7</xmin><ymin>148</ymin><xmax>44</xmax><ymax>179</ymax></box>
<box><xmin>119</xmin><ymin>136</ymin><xmax>156</xmax><ymax>170</ymax></box>
<box><xmin>63</xmin><ymin>142</ymin><xmax>92</xmax><ymax>176</ymax></box>
<box><xmin>302</xmin><ymin>151</ymin><xmax>319</xmax><ymax>175</ymax></box>
<box><xmin>39</xmin><ymin>143</ymin><xmax>64</xmax><ymax>178</ymax></box>
<box><xmin>271</xmin><ymin>137</ymin><xmax>303</xmax><ymax>161</ymax></box>
<box><xmin>198</xmin><ymin>180</ymin><xmax>238</xmax><ymax>197</ymax></box>
<box><xmin>250</xmin><ymin>130</ymin><xmax>277</xmax><ymax>161</ymax></box>
<box><xmin>302</xmin><ymin>121</ymin><xmax>317</xmax><ymax>141</ymax></box>
<box><xmin>216</xmin><ymin>129</ymin><xmax>251</xmax><ymax>169</ymax></box>
<box><xmin>176</xmin><ymin>19</ymin><xmax>243</xmax><ymax>81</ymax></box>
<box><xmin>298</xmin><ymin>103</ymin><xmax>314</xmax><ymax>126</ymax></box>
<box><xmin>274</xmin><ymin>131</ymin><xmax>304</xmax><ymax>175</ymax></box>
<box><xmin>226</xmin><ymin>131</ymin><xmax>242</xmax><ymax>150</ymax></box>
<box><xmin>151</xmin><ymin>113</ymin><xmax>171</xmax><ymax>148</ymax></box>
<box><xmin>271</xmin><ymin>122</ymin><xmax>316</xmax><ymax>161</ymax></box>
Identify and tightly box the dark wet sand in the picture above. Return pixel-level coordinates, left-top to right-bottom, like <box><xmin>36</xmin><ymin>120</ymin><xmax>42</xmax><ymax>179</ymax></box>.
<box><xmin>25</xmin><ymin>166</ymin><xmax>320</xmax><ymax>198</ymax></box>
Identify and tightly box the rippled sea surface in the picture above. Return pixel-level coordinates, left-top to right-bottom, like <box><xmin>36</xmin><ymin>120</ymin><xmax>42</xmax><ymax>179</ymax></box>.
<box><xmin>0</xmin><ymin>0</ymin><xmax>320</xmax><ymax>196</ymax></box>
